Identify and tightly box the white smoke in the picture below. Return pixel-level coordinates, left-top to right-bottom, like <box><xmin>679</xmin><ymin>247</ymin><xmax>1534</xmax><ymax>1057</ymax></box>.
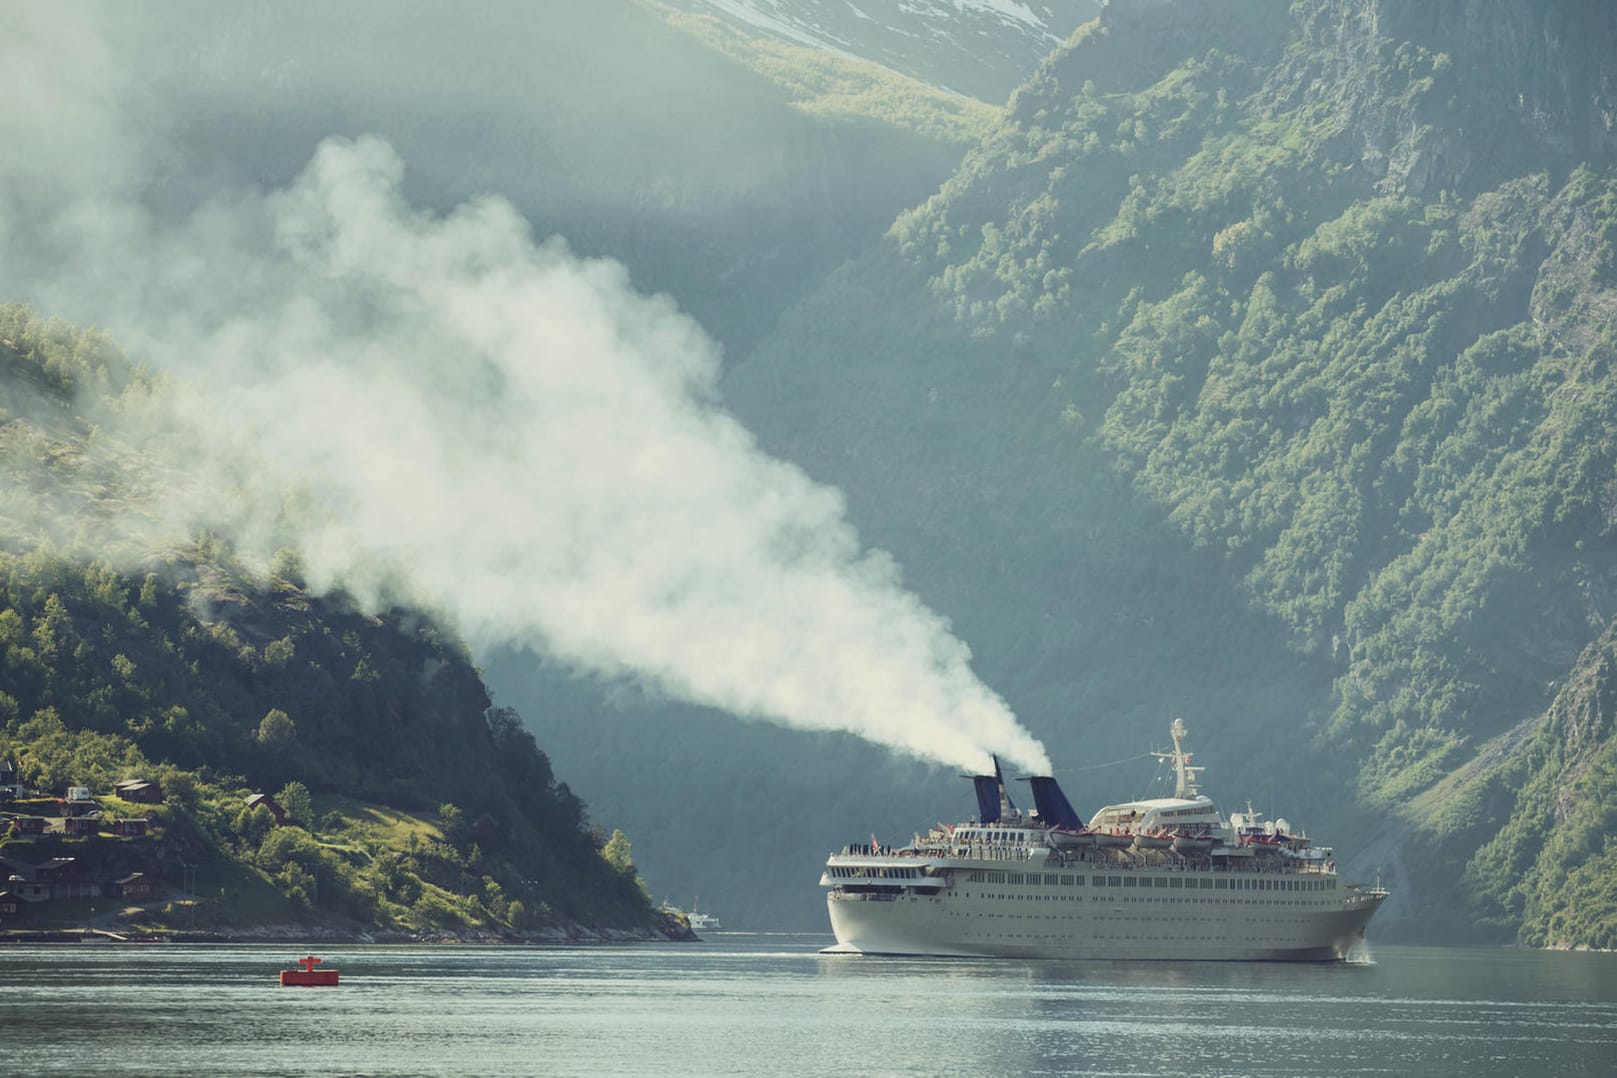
<box><xmin>0</xmin><ymin>13</ymin><xmax>1050</xmax><ymax>775</ymax></box>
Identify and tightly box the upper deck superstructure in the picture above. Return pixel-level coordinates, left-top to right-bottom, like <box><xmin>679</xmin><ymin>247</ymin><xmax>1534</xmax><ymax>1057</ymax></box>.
<box><xmin>820</xmin><ymin>721</ymin><xmax>1386</xmax><ymax>961</ymax></box>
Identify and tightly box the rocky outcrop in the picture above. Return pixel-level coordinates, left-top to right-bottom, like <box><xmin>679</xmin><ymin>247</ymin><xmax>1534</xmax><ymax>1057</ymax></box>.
<box><xmin>1267</xmin><ymin>0</ymin><xmax>1617</xmax><ymax>195</ymax></box>
<box><xmin>1392</xmin><ymin>1</ymin><xmax>1617</xmax><ymax>161</ymax></box>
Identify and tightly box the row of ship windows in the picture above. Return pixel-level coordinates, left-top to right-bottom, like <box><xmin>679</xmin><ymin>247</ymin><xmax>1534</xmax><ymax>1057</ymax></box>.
<box><xmin>949</xmin><ymin>912</ymin><xmax>1323</xmax><ymax>929</ymax></box>
<box><xmin>950</xmin><ymin>927</ymin><xmax>1313</xmax><ymax>943</ymax></box>
<box><xmin>962</xmin><ymin>871</ymin><xmax>1330</xmax><ymax>892</ymax></box>
<box><xmin>826</xmin><ymin>866</ymin><xmax>920</xmax><ymax>879</ymax></box>
<box><xmin>948</xmin><ymin>892</ymin><xmax>1321</xmax><ymax>906</ymax></box>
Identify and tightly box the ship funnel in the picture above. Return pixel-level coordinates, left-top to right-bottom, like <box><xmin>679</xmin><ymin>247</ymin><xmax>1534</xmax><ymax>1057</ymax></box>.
<box><xmin>970</xmin><ymin>755</ymin><xmax>1017</xmax><ymax>823</ymax></box>
<box><xmin>1026</xmin><ymin>776</ymin><xmax>1083</xmax><ymax>830</ymax></box>
<box><xmin>972</xmin><ymin>774</ymin><xmax>1001</xmax><ymax>824</ymax></box>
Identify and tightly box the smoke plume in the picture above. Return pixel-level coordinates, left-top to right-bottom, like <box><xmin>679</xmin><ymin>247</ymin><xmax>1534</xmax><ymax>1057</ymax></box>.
<box><xmin>0</xmin><ymin>12</ymin><xmax>1050</xmax><ymax>774</ymax></box>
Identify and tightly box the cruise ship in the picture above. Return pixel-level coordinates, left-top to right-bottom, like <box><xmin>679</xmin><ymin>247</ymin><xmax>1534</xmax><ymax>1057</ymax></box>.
<box><xmin>821</xmin><ymin>720</ymin><xmax>1387</xmax><ymax>961</ymax></box>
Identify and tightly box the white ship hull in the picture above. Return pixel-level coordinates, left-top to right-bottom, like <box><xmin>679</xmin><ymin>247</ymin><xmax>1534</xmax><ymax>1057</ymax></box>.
<box><xmin>821</xmin><ymin>721</ymin><xmax>1387</xmax><ymax>961</ymax></box>
<box><xmin>824</xmin><ymin>862</ymin><xmax>1383</xmax><ymax>961</ymax></box>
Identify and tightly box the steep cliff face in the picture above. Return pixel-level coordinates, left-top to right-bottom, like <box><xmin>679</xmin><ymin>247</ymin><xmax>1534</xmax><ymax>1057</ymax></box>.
<box><xmin>1390</xmin><ymin>1</ymin><xmax>1617</xmax><ymax>161</ymax></box>
<box><xmin>1269</xmin><ymin>0</ymin><xmax>1617</xmax><ymax>196</ymax></box>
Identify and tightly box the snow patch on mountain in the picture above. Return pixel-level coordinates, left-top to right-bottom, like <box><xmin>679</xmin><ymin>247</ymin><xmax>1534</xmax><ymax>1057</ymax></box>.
<box><xmin>665</xmin><ymin>0</ymin><xmax>1099</xmax><ymax>103</ymax></box>
<box><xmin>696</xmin><ymin>0</ymin><xmax>851</xmax><ymax>51</ymax></box>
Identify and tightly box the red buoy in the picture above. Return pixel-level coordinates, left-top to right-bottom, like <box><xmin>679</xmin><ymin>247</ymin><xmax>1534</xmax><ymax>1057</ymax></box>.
<box><xmin>280</xmin><ymin>954</ymin><xmax>340</xmax><ymax>986</ymax></box>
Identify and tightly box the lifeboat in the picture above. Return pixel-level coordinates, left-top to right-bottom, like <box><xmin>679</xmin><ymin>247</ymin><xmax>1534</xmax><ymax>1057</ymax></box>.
<box><xmin>1046</xmin><ymin>828</ymin><xmax>1096</xmax><ymax>850</ymax></box>
<box><xmin>280</xmin><ymin>955</ymin><xmax>340</xmax><ymax>986</ymax></box>
<box><xmin>1132</xmin><ymin>831</ymin><xmax>1174</xmax><ymax>851</ymax></box>
<box><xmin>1171</xmin><ymin>833</ymin><xmax>1214</xmax><ymax>854</ymax></box>
<box><xmin>1094</xmin><ymin>830</ymin><xmax>1132</xmax><ymax>849</ymax></box>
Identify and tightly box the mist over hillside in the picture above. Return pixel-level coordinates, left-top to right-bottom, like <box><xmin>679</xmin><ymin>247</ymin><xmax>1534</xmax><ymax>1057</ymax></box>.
<box><xmin>19</xmin><ymin>0</ymin><xmax>970</xmax><ymax>359</ymax></box>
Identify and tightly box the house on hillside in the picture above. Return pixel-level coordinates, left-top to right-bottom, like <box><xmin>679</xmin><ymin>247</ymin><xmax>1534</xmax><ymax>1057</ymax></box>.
<box><xmin>10</xmin><ymin>817</ymin><xmax>46</xmax><ymax>836</ymax></box>
<box><xmin>112</xmin><ymin>872</ymin><xmax>156</xmax><ymax>900</ymax></box>
<box><xmin>62</xmin><ymin>816</ymin><xmax>100</xmax><ymax>837</ymax></box>
<box><xmin>113</xmin><ymin>778</ymin><xmax>164</xmax><ymax>804</ymax></box>
<box><xmin>111</xmin><ymin>818</ymin><xmax>148</xmax><ymax>837</ymax></box>
<box><xmin>245</xmin><ymin>793</ymin><xmax>286</xmax><ymax>825</ymax></box>
<box><xmin>34</xmin><ymin>857</ymin><xmax>100</xmax><ymax>900</ymax></box>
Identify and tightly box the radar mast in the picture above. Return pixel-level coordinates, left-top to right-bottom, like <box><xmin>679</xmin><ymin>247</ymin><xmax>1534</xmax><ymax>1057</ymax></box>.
<box><xmin>1152</xmin><ymin>718</ymin><xmax>1204</xmax><ymax>799</ymax></box>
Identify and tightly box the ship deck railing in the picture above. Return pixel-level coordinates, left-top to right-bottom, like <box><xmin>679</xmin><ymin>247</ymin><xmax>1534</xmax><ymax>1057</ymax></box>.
<box><xmin>1036</xmin><ymin>853</ymin><xmax>1334</xmax><ymax>876</ymax></box>
<box><xmin>938</xmin><ymin>845</ymin><xmax>1044</xmax><ymax>863</ymax></box>
<box><xmin>836</xmin><ymin>844</ymin><xmax>1046</xmax><ymax>863</ymax></box>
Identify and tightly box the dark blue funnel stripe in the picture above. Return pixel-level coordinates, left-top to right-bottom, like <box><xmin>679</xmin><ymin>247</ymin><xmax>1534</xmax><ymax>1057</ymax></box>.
<box><xmin>1028</xmin><ymin>776</ymin><xmax>1082</xmax><ymax>830</ymax></box>
<box><xmin>973</xmin><ymin>775</ymin><xmax>1001</xmax><ymax>824</ymax></box>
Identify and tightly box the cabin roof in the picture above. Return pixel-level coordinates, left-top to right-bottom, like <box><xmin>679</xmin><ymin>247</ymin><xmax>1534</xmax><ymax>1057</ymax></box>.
<box><xmin>1094</xmin><ymin>796</ymin><xmax>1212</xmax><ymax>814</ymax></box>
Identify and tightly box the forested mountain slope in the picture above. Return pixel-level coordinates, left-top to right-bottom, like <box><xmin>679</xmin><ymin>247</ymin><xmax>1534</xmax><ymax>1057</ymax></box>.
<box><xmin>0</xmin><ymin>308</ymin><xmax>669</xmax><ymax>939</ymax></box>
<box><xmin>716</xmin><ymin>0</ymin><xmax>1617</xmax><ymax>944</ymax></box>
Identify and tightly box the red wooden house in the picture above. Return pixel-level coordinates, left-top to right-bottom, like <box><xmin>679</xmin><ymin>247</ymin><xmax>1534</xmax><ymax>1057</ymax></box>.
<box><xmin>35</xmin><ymin>857</ymin><xmax>101</xmax><ymax>900</ymax></box>
<box><xmin>245</xmin><ymin>793</ymin><xmax>287</xmax><ymax>825</ymax></box>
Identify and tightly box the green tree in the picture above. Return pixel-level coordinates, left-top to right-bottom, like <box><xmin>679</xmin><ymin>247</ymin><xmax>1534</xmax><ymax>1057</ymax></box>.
<box><xmin>263</xmin><ymin>636</ymin><xmax>295</xmax><ymax>667</ymax></box>
<box><xmin>602</xmin><ymin>828</ymin><xmax>635</xmax><ymax>876</ymax></box>
<box><xmin>275</xmin><ymin>780</ymin><xmax>314</xmax><ymax>828</ymax></box>
<box><xmin>257</xmin><ymin>708</ymin><xmax>296</xmax><ymax>749</ymax></box>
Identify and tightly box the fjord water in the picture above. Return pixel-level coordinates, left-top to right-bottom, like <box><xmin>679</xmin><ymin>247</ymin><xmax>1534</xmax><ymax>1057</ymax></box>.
<box><xmin>3</xmin><ymin>935</ymin><xmax>1613</xmax><ymax>1075</ymax></box>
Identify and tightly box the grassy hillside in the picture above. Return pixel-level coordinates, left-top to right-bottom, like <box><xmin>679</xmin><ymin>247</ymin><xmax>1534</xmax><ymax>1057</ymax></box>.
<box><xmin>0</xmin><ymin>306</ymin><xmax>671</xmax><ymax>939</ymax></box>
<box><xmin>717</xmin><ymin>0</ymin><xmax>1617</xmax><ymax>944</ymax></box>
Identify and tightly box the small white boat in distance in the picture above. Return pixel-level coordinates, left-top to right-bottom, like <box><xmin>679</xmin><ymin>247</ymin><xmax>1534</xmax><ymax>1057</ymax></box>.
<box><xmin>686</xmin><ymin>898</ymin><xmax>721</xmax><ymax>932</ymax></box>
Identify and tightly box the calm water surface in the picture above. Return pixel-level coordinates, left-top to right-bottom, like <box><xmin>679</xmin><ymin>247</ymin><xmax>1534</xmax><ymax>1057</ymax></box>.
<box><xmin>1</xmin><ymin>934</ymin><xmax>1613</xmax><ymax>1075</ymax></box>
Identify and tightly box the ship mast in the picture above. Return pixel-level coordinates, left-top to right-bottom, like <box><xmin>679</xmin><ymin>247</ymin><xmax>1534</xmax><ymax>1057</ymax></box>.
<box><xmin>1151</xmin><ymin>718</ymin><xmax>1204</xmax><ymax>799</ymax></box>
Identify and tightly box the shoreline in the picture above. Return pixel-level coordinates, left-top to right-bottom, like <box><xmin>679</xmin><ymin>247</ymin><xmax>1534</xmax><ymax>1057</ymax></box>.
<box><xmin>1</xmin><ymin>920</ymin><xmax>699</xmax><ymax>945</ymax></box>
